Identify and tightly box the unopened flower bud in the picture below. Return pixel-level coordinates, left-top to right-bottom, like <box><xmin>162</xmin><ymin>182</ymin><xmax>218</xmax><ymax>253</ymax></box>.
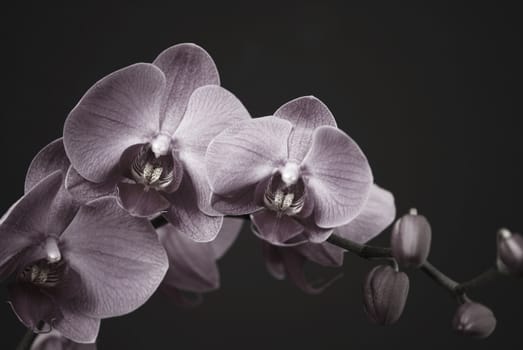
<box><xmin>497</xmin><ymin>228</ymin><xmax>523</xmax><ymax>277</ymax></box>
<box><xmin>452</xmin><ymin>301</ymin><xmax>496</xmax><ymax>338</ymax></box>
<box><xmin>391</xmin><ymin>208</ymin><xmax>431</xmax><ymax>268</ymax></box>
<box><xmin>363</xmin><ymin>265</ymin><xmax>409</xmax><ymax>325</ymax></box>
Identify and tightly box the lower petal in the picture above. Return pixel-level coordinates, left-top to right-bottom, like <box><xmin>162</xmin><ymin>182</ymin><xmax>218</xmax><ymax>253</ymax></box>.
<box><xmin>251</xmin><ymin>210</ymin><xmax>304</xmax><ymax>246</ymax></box>
<box><xmin>53</xmin><ymin>307</ymin><xmax>100</xmax><ymax>344</ymax></box>
<box><xmin>117</xmin><ymin>182</ymin><xmax>171</xmax><ymax>217</ymax></box>
<box><xmin>8</xmin><ymin>283</ymin><xmax>58</xmax><ymax>332</ymax></box>
<box><xmin>294</xmin><ymin>242</ymin><xmax>344</xmax><ymax>267</ymax></box>
<box><xmin>164</xmin><ymin>175</ymin><xmax>223</xmax><ymax>242</ymax></box>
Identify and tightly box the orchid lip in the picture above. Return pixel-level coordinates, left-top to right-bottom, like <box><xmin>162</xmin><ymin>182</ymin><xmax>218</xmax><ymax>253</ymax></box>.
<box><xmin>18</xmin><ymin>259</ymin><xmax>66</xmax><ymax>288</ymax></box>
<box><xmin>131</xmin><ymin>144</ymin><xmax>175</xmax><ymax>191</ymax></box>
<box><xmin>263</xmin><ymin>171</ymin><xmax>305</xmax><ymax>217</ymax></box>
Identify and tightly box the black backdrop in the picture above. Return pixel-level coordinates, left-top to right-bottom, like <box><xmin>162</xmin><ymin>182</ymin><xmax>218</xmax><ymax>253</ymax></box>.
<box><xmin>1</xmin><ymin>1</ymin><xmax>522</xmax><ymax>349</ymax></box>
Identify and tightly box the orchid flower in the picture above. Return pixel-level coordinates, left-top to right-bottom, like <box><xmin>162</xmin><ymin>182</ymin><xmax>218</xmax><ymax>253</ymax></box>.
<box><xmin>206</xmin><ymin>96</ymin><xmax>395</xmax><ymax>245</ymax></box>
<box><xmin>262</xmin><ymin>186</ymin><xmax>395</xmax><ymax>293</ymax></box>
<box><xmin>0</xmin><ymin>171</ymin><xmax>168</xmax><ymax>343</ymax></box>
<box><xmin>63</xmin><ymin>43</ymin><xmax>251</xmax><ymax>242</ymax></box>
<box><xmin>158</xmin><ymin>217</ymin><xmax>243</xmax><ymax>305</ymax></box>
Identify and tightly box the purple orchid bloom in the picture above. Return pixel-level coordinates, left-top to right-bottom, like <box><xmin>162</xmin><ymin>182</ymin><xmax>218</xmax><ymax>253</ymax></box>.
<box><xmin>0</xmin><ymin>171</ymin><xmax>168</xmax><ymax>343</ymax></box>
<box><xmin>206</xmin><ymin>96</ymin><xmax>394</xmax><ymax>245</ymax></box>
<box><xmin>262</xmin><ymin>185</ymin><xmax>395</xmax><ymax>293</ymax></box>
<box><xmin>31</xmin><ymin>330</ymin><xmax>96</xmax><ymax>350</ymax></box>
<box><xmin>63</xmin><ymin>43</ymin><xmax>251</xmax><ymax>242</ymax></box>
<box><xmin>158</xmin><ymin>217</ymin><xmax>243</xmax><ymax>306</ymax></box>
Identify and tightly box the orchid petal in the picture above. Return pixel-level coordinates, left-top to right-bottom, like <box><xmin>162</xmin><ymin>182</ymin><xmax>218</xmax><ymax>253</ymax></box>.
<box><xmin>53</xmin><ymin>308</ymin><xmax>100</xmax><ymax>344</ymax></box>
<box><xmin>251</xmin><ymin>210</ymin><xmax>304</xmax><ymax>245</ymax></box>
<box><xmin>174</xmin><ymin>85</ymin><xmax>251</xmax><ymax>214</ymax></box>
<box><xmin>116</xmin><ymin>182</ymin><xmax>170</xmax><ymax>218</ymax></box>
<box><xmin>61</xmin><ymin>197</ymin><xmax>168</xmax><ymax>318</ymax></box>
<box><xmin>0</xmin><ymin>172</ymin><xmax>63</xmax><ymax>269</ymax></box>
<box><xmin>65</xmin><ymin>166</ymin><xmax>117</xmax><ymax>204</ymax></box>
<box><xmin>64</xmin><ymin>63</ymin><xmax>165</xmax><ymax>183</ymax></box>
<box><xmin>25</xmin><ymin>138</ymin><xmax>70</xmax><ymax>193</ymax></box>
<box><xmin>206</xmin><ymin>116</ymin><xmax>292</xmax><ymax>197</ymax></box>
<box><xmin>158</xmin><ymin>223</ymin><xmax>219</xmax><ymax>292</ymax></box>
<box><xmin>210</xmin><ymin>217</ymin><xmax>243</xmax><ymax>259</ymax></box>
<box><xmin>8</xmin><ymin>284</ymin><xmax>57</xmax><ymax>333</ymax></box>
<box><xmin>302</xmin><ymin>126</ymin><xmax>373</xmax><ymax>228</ymax></box>
<box><xmin>274</xmin><ymin>96</ymin><xmax>336</xmax><ymax>162</ymax></box>
<box><xmin>336</xmin><ymin>184</ymin><xmax>396</xmax><ymax>244</ymax></box>
<box><xmin>154</xmin><ymin>43</ymin><xmax>220</xmax><ymax>133</ymax></box>
<box><xmin>164</xmin><ymin>175</ymin><xmax>223</xmax><ymax>242</ymax></box>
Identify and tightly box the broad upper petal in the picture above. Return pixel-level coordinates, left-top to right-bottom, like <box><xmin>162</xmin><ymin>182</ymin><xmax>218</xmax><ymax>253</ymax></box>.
<box><xmin>174</xmin><ymin>85</ymin><xmax>251</xmax><ymax>215</ymax></box>
<box><xmin>206</xmin><ymin>116</ymin><xmax>292</xmax><ymax>197</ymax></box>
<box><xmin>61</xmin><ymin>197</ymin><xmax>168</xmax><ymax>318</ymax></box>
<box><xmin>64</xmin><ymin>63</ymin><xmax>165</xmax><ymax>183</ymax></box>
<box><xmin>154</xmin><ymin>43</ymin><xmax>220</xmax><ymax>133</ymax></box>
<box><xmin>274</xmin><ymin>96</ymin><xmax>337</xmax><ymax>162</ymax></box>
<box><xmin>336</xmin><ymin>184</ymin><xmax>396</xmax><ymax>244</ymax></box>
<box><xmin>302</xmin><ymin>126</ymin><xmax>373</xmax><ymax>228</ymax></box>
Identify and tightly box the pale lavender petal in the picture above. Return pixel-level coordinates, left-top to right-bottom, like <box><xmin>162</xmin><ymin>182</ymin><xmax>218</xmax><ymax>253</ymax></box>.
<box><xmin>164</xmin><ymin>175</ymin><xmax>223</xmax><ymax>242</ymax></box>
<box><xmin>174</xmin><ymin>85</ymin><xmax>251</xmax><ymax>215</ymax></box>
<box><xmin>206</xmin><ymin>116</ymin><xmax>292</xmax><ymax>197</ymax></box>
<box><xmin>61</xmin><ymin>198</ymin><xmax>168</xmax><ymax>318</ymax></box>
<box><xmin>25</xmin><ymin>138</ymin><xmax>70</xmax><ymax>193</ymax></box>
<box><xmin>300</xmin><ymin>215</ymin><xmax>334</xmax><ymax>243</ymax></box>
<box><xmin>65</xmin><ymin>167</ymin><xmax>117</xmax><ymax>204</ymax></box>
<box><xmin>294</xmin><ymin>242</ymin><xmax>344</xmax><ymax>267</ymax></box>
<box><xmin>302</xmin><ymin>126</ymin><xmax>373</xmax><ymax>228</ymax></box>
<box><xmin>8</xmin><ymin>284</ymin><xmax>57</xmax><ymax>332</ymax></box>
<box><xmin>251</xmin><ymin>210</ymin><xmax>304</xmax><ymax>245</ymax></box>
<box><xmin>64</xmin><ymin>63</ymin><xmax>165</xmax><ymax>183</ymax></box>
<box><xmin>53</xmin><ymin>308</ymin><xmax>100</xmax><ymax>344</ymax></box>
<box><xmin>158</xmin><ymin>223</ymin><xmax>219</xmax><ymax>292</ymax></box>
<box><xmin>336</xmin><ymin>184</ymin><xmax>396</xmax><ymax>244</ymax></box>
<box><xmin>154</xmin><ymin>43</ymin><xmax>220</xmax><ymax>133</ymax></box>
<box><xmin>274</xmin><ymin>96</ymin><xmax>337</xmax><ymax>162</ymax></box>
<box><xmin>116</xmin><ymin>182</ymin><xmax>171</xmax><ymax>217</ymax></box>
<box><xmin>210</xmin><ymin>217</ymin><xmax>243</xmax><ymax>259</ymax></box>
<box><xmin>0</xmin><ymin>172</ymin><xmax>62</xmax><ymax>268</ymax></box>
<box><xmin>210</xmin><ymin>187</ymin><xmax>261</xmax><ymax>216</ymax></box>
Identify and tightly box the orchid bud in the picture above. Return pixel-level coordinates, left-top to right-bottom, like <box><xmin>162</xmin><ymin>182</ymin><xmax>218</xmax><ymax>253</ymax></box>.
<box><xmin>452</xmin><ymin>301</ymin><xmax>496</xmax><ymax>338</ymax></box>
<box><xmin>363</xmin><ymin>265</ymin><xmax>410</xmax><ymax>325</ymax></box>
<box><xmin>497</xmin><ymin>228</ymin><xmax>523</xmax><ymax>277</ymax></box>
<box><xmin>391</xmin><ymin>208</ymin><xmax>432</xmax><ymax>268</ymax></box>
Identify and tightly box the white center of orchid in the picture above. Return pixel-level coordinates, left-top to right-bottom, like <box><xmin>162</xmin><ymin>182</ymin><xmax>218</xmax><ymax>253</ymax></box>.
<box><xmin>44</xmin><ymin>237</ymin><xmax>61</xmax><ymax>263</ymax></box>
<box><xmin>151</xmin><ymin>133</ymin><xmax>172</xmax><ymax>158</ymax></box>
<box><xmin>280</xmin><ymin>162</ymin><xmax>300</xmax><ymax>186</ymax></box>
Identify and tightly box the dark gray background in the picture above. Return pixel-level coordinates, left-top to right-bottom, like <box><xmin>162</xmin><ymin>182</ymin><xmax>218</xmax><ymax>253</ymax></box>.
<box><xmin>1</xmin><ymin>1</ymin><xmax>522</xmax><ymax>349</ymax></box>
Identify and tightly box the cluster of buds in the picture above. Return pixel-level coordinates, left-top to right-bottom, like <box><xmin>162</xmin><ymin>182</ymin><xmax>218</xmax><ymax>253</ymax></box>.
<box><xmin>361</xmin><ymin>209</ymin><xmax>523</xmax><ymax>338</ymax></box>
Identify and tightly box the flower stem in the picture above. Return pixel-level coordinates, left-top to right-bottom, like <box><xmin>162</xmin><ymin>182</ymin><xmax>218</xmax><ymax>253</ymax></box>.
<box><xmin>326</xmin><ymin>234</ymin><xmax>498</xmax><ymax>300</ymax></box>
